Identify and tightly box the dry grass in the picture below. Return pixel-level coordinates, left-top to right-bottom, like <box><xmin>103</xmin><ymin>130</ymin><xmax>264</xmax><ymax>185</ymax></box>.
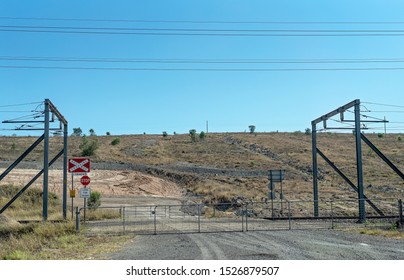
<box><xmin>0</xmin><ymin>185</ymin><xmax>129</xmax><ymax>259</ymax></box>
<box><xmin>1</xmin><ymin>132</ymin><xmax>403</xmax><ymax>205</ymax></box>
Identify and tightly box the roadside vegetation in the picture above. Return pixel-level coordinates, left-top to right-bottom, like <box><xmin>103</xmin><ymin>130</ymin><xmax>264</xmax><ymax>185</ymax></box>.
<box><xmin>0</xmin><ymin>185</ymin><xmax>128</xmax><ymax>259</ymax></box>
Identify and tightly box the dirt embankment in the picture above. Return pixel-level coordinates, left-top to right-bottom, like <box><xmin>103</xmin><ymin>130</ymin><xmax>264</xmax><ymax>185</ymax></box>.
<box><xmin>0</xmin><ymin>168</ymin><xmax>184</xmax><ymax>198</ymax></box>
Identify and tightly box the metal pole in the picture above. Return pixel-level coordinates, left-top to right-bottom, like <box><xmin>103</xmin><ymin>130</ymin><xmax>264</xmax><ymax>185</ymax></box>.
<box><xmin>43</xmin><ymin>99</ymin><xmax>50</xmax><ymax>222</ymax></box>
<box><xmin>331</xmin><ymin>200</ymin><xmax>334</xmax><ymax>230</ymax></box>
<box><xmin>242</xmin><ymin>208</ymin><xmax>245</xmax><ymax>232</ymax></box>
<box><xmin>153</xmin><ymin>206</ymin><xmax>157</xmax><ymax>235</ymax></box>
<box><xmin>312</xmin><ymin>122</ymin><xmax>319</xmax><ymax>217</ymax></box>
<box><xmin>123</xmin><ymin>206</ymin><xmax>126</xmax><ymax>234</ymax></box>
<box><xmin>245</xmin><ymin>204</ymin><xmax>249</xmax><ymax>232</ymax></box>
<box><xmin>399</xmin><ymin>199</ymin><xmax>403</xmax><ymax>228</ymax></box>
<box><xmin>280</xmin><ymin>179</ymin><xmax>284</xmax><ymax>216</ymax></box>
<box><xmin>83</xmin><ymin>197</ymin><xmax>87</xmax><ymax>223</ymax></box>
<box><xmin>354</xmin><ymin>100</ymin><xmax>366</xmax><ymax>222</ymax></box>
<box><xmin>75</xmin><ymin>207</ymin><xmax>80</xmax><ymax>234</ymax></box>
<box><xmin>63</xmin><ymin>123</ymin><xmax>68</xmax><ymax>220</ymax></box>
<box><xmin>71</xmin><ymin>173</ymin><xmax>74</xmax><ymax>219</ymax></box>
<box><xmin>198</xmin><ymin>204</ymin><xmax>201</xmax><ymax>233</ymax></box>
<box><xmin>288</xmin><ymin>201</ymin><xmax>291</xmax><ymax>230</ymax></box>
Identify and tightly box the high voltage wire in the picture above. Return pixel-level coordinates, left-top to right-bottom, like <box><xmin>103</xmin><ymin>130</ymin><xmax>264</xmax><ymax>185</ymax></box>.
<box><xmin>4</xmin><ymin>56</ymin><xmax>404</xmax><ymax>64</ymax></box>
<box><xmin>0</xmin><ymin>101</ymin><xmax>42</xmax><ymax>108</ymax></box>
<box><xmin>5</xmin><ymin>27</ymin><xmax>404</xmax><ymax>36</ymax></box>
<box><xmin>3</xmin><ymin>16</ymin><xmax>404</xmax><ymax>25</ymax></box>
<box><xmin>6</xmin><ymin>25</ymin><xmax>404</xmax><ymax>33</ymax></box>
<box><xmin>362</xmin><ymin>102</ymin><xmax>404</xmax><ymax>108</ymax></box>
<box><xmin>6</xmin><ymin>65</ymin><xmax>404</xmax><ymax>71</ymax></box>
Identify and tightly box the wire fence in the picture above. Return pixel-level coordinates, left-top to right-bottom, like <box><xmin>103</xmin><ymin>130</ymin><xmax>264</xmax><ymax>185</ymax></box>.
<box><xmin>76</xmin><ymin>198</ymin><xmax>404</xmax><ymax>235</ymax></box>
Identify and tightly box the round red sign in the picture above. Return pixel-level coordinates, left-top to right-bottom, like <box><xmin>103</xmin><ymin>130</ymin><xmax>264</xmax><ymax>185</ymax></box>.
<box><xmin>80</xmin><ymin>175</ymin><xmax>91</xmax><ymax>186</ymax></box>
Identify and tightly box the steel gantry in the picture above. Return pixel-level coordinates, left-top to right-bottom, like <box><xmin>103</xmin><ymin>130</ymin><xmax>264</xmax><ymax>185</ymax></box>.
<box><xmin>0</xmin><ymin>99</ymin><xmax>68</xmax><ymax>221</ymax></box>
<box><xmin>311</xmin><ymin>99</ymin><xmax>398</xmax><ymax>222</ymax></box>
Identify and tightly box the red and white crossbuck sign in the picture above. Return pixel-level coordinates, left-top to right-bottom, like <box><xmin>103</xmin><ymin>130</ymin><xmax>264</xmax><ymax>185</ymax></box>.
<box><xmin>68</xmin><ymin>158</ymin><xmax>91</xmax><ymax>173</ymax></box>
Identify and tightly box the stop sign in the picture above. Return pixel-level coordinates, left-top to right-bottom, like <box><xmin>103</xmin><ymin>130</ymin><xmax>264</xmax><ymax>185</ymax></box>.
<box><xmin>80</xmin><ymin>175</ymin><xmax>91</xmax><ymax>186</ymax></box>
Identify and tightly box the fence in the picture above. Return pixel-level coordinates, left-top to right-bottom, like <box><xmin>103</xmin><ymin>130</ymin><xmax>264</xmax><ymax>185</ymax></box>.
<box><xmin>76</xmin><ymin>198</ymin><xmax>404</xmax><ymax>235</ymax></box>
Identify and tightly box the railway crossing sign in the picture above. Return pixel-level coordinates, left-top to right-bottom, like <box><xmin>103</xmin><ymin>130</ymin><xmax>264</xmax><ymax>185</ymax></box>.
<box><xmin>68</xmin><ymin>158</ymin><xmax>90</xmax><ymax>173</ymax></box>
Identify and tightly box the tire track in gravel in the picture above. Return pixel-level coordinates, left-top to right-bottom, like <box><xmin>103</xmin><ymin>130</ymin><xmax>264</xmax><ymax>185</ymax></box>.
<box><xmin>186</xmin><ymin>234</ymin><xmax>226</xmax><ymax>260</ymax></box>
<box><xmin>107</xmin><ymin>229</ymin><xmax>404</xmax><ymax>260</ymax></box>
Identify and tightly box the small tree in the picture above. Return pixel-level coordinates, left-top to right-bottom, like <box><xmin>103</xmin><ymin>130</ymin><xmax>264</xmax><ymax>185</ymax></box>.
<box><xmin>199</xmin><ymin>131</ymin><xmax>206</xmax><ymax>140</ymax></box>
<box><xmin>89</xmin><ymin>128</ymin><xmax>96</xmax><ymax>136</ymax></box>
<box><xmin>79</xmin><ymin>135</ymin><xmax>98</xmax><ymax>156</ymax></box>
<box><xmin>305</xmin><ymin>128</ymin><xmax>311</xmax><ymax>135</ymax></box>
<box><xmin>189</xmin><ymin>129</ymin><xmax>197</xmax><ymax>142</ymax></box>
<box><xmin>162</xmin><ymin>131</ymin><xmax>168</xmax><ymax>138</ymax></box>
<box><xmin>87</xmin><ymin>191</ymin><xmax>101</xmax><ymax>210</ymax></box>
<box><xmin>248</xmin><ymin>125</ymin><xmax>256</xmax><ymax>134</ymax></box>
<box><xmin>106</xmin><ymin>132</ymin><xmax>111</xmax><ymax>136</ymax></box>
<box><xmin>72</xmin><ymin>127</ymin><xmax>82</xmax><ymax>136</ymax></box>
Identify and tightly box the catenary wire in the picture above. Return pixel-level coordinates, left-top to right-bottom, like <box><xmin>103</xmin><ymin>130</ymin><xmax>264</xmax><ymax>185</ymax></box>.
<box><xmin>3</xmin><ymin>16</ymin><xmax>404</xmax><ymax>25</ymax></box>
<box><xmin>362</xmin><ymin>102</ymin><xmax>404</xmax><ymax>108</ymax></box>
<box><xmin>5</xmin><ymin>28</ymin><xmax>404</xmax><ymax>36</ymax></box>
<box><xmin>6</xmin><ymin>65</ymin><xmax>404</xmax><ymax>71</ymax></box>
<box><xmin>5</xmin><ymin>56</ymin><xmax>404</xmax><ymax>64</ymax></box>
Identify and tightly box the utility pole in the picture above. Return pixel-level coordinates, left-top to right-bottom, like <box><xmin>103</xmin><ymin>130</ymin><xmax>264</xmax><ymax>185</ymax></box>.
<box><xmin>206</xmin><ymin>120</ymin><xmax>209</xmax><ymax>134</ymax></box>
<box><xmin>43</xmin><ymin>99</ymin><xmax>50</xmax><ymax>222</ymax></box>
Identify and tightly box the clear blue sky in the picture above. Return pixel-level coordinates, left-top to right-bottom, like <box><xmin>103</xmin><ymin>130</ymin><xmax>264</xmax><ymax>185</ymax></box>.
<box><xmin>1</xmin><ymin>0</ymin><xmax>404</xmax><ymax>136</ymax></box>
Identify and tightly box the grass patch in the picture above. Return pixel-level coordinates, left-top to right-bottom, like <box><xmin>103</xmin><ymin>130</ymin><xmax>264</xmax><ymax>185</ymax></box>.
<box><xmin>0</xmin><ymin>184</ymin><xmax>130</xmax><ymax>259</ymax></box>
<box><xmin>358</xmin><ymin>228</ymin><xmax>404</xmax><ymax>240</ymax></box>
<box><xmin>84</xmin><ymin>208</ymin><xmax>121</xmax><ymax>221</ymax></box>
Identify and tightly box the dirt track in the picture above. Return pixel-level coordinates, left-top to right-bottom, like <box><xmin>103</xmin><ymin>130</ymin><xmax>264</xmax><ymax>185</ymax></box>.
<box><xmin>106</xmin><ymin>229</ymin><xmax>404</xmax><ymax>260</ymax></box>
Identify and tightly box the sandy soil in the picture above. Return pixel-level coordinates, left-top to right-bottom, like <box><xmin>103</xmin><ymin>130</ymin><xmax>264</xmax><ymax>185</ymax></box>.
<box><xmin>0</xmin><ymin>168</ymin><xmax>184</xmax><ymax>198</ymax></box>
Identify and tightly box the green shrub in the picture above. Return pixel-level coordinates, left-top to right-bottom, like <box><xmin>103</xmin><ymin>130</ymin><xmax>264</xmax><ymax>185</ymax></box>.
<box><xmin>111</xmin><ymin>137</ymin><xmax>120</xmax><ymax>145</ymax></box>
<box><xmin>79</xmin><ymin>136</ymin><xmax>98</xmax><ymax>156</ymax></box>
<box><xmin>189</xmin><ymin>129</ymin><xmax>197</xmax><ymax>142</ymax></box>
<box><xmin>87</xmin><ymin>191</ymin><xmax>101</xmax><ymax>210</ymax></box>
<box><xmin>199</xmin><ymin>131</ymin><xmax>206</xmax><ymax>140</ymax></box>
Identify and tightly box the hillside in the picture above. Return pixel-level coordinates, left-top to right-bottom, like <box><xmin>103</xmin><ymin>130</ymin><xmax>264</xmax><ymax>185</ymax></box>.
<box><xmin>0</xmin><ymin>132</ymin><xmax>403</xmax><ymax>206</ymax></box>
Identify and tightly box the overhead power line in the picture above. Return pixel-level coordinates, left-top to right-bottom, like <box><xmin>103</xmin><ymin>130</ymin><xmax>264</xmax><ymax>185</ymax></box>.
<box><xmin>5</xmin><ymin>56</ymin><xmax>404</xmax><ymax>64</ymax></box>
<box><xmin>362</xmin><ymin>102</ymin><xmax>404</xmax><ymax>108</ymax></box>
<box><xmin>3</xmin><ymin>16</ymin><xmax>404</xmax><ymax>25</ymax></box>
<box><xmin>5</xmin><ymin>65</ymin><xmax>404</xmax><ymax>71</ymax></box>
<box><xmin>4</xmin><ymin>25</ymin><xmax>404</xmax><ymax>36</ymax></box>
<box><xmin>0</xmin><ymin>101</ymin><xmax>42</xmax><ymax>108</ymax></box>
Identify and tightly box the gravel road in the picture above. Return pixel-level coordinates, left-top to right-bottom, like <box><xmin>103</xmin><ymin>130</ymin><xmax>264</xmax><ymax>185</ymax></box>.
<box><xmin>106</xmin><ymin>229</ymin><xmax>404</xmax><ymax>260</ymax></box>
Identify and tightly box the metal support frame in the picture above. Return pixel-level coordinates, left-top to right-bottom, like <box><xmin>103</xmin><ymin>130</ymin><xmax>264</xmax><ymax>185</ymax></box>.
<box><xmin>43</xmin><ymin>99</ymin><xmax>50</xmax><ymax>221</ymax></box>
<box><xmin>317</xmin><ymin>148</ymin><xmax>384</xmax><ymax>216</ymax></box>
<box><xmin>311</xmin><ymin>99</ymin><xmax>390</xmax><ymax>222</ymax></box>
<box><xmin>312</xmin><ymin>123</ymin><xmax>319</xmax><ymax>217</ymax></box>
<box><xmin>0</xmin><ymin>98</ymin><xmax>68</xmax><ymax>221</ymax></box>
<box><xmin>354</xmin><ymin>102</ymin><xmax>366</xmax><ymax>222</ymax></box>
<box><xmin>360</xmin><ymin>133</ymin><xmax>404</xmax><ymax>180</ymax></box>
<box><xmin>0</xmin><ymin>150</ymin><xmax>64</xmax><ymax>215</ymax></box>
<box><xmin>0</xmin><ymin>134</ymin><xmax>44</xmax><ymax>181</ymax></box>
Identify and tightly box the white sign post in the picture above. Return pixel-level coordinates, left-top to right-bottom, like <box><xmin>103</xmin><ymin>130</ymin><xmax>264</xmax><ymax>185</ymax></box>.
<box><xmin>80</xmin><ymin>187</ymin><xmax>91</xmax><ymax>223</ymax></box>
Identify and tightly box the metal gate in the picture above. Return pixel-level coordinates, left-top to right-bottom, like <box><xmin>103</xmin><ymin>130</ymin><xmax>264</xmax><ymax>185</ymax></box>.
<box><xmin>75</xmin><ymin>198</ymin><xmax>403</xmax><ymax>235</ymax></box>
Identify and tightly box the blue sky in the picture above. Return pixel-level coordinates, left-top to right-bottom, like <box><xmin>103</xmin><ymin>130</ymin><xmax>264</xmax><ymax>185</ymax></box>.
<box><xmin>1</xmin><ymin>1</ymin><xmax>404</xmax><ymax>135</ymax></box>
